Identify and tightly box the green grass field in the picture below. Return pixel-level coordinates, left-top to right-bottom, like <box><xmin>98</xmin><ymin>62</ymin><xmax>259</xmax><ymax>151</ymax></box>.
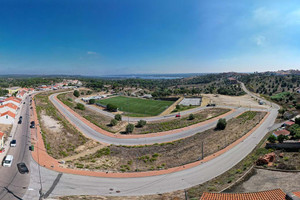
<box><xmin>97</xmin><ymin>96</ymin><xmax>174</xmax><ymax>117</ymax></box>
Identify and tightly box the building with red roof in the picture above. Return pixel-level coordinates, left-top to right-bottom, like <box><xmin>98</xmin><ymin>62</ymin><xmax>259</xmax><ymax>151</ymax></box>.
<box><xmin>200</xmin><ymin>189</ymin><xmax>287</xmax><ymax>200</ymax></box>
<box><xmin>0</xmin><ymin>103</ymin><xmax>18</xmax><ymax>114</ymax></box>
<box><xmin>0</xmin><ymin>111</ymin><xmax>16</xmax><ymax>124</ymax></box>
<box><xmin>273</xmin><ymin>129</ymin><xmax>290</xmax><ymax>137</ymax></box>
<box><xmin>0</xmin><ymin>131</ymin><xmax>4</xmax><ymax>149</ymax></box>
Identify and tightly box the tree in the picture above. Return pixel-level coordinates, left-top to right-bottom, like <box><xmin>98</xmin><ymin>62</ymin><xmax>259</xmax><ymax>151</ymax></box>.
<box><xmin>89</xmin><ymin>99</ymin><xmax>96</xmax><ymax>104</ymax></box>
<box><xmin>176</xmin><ymin>105</ymin><xmax>181</xmax><ymax>110</ymax></box>
<box><xmin>106</xmin><ymin>104</ymin><xmax>118</xmax><ymax>112</ymax></box>
<box><xmin>278</xmin><ymin>108</ymin><xmax>285</xmax><ymax>117</ymax></box>
<box><xmin>115</xmin><ymin>114</ymin><xmax>122</xmax><ymax>121</ymax></box>
<box><xmin>267</xmin><ymin>135</ymin><xmax>276</xmax><ymax>143</ymax></box>
<box><xmin>295</xmin><ymin>117</ymin><xmax>300</xmax><ymax>125</ymax></box>
<box><xmin>75</xmin><ymin>103</ymin><xmax>85</xmax><ymax>110</ymax></box>
<box><xmin>73</xmin><ymin>90</ymin><xmax>80</xmax><ymax>98</ymax></box>
<box><xmin>216</xmin><ymin>118</ymin><xmax>227</xmax><ymax>130</ymax></box>
<box><xmin>136</xmin><ymin>120</ymin><xmax>146</xmax><ymax>128</ymax></box>
<box><xmin>86</xmin><ymin>90</ymin><xmax>92</xmax><ymax>95</ymax></box>
<box><xmin>296</xmin><ymin>104</ymin><xmax>300</xmax><ymax>109</ymax></box>
<box><xmin>188</xmin><ymin>114</ymin><xmax>195</xmax><ymax>120</ymax></box>
<box><xmin>126</xmin><ymin>124</ymin><xmax>134</xmax><ymax>133</ymax></box>
<box><xmin>110</xmin><ymin>119</ymin><xmax>118</xmax><ymax>126</ymax></box>
<box><xmin>277</xmin><ymin>134</ymin><xmax>287</xmax><ymax>143</ymax></box>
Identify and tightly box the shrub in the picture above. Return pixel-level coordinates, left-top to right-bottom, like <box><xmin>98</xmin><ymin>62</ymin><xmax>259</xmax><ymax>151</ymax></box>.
<box><xmin>267</xmin><ymin>135</ymin><xmax>276</xmax><ymax>143</ymax></box>
<box><xmin>277</xmin><ymin>134</ymin><xmax>288</xmax><ymax>143</ymax></box>
<box><xmin>216</xmin><ymin>118</ymin><xmax>226</xmax><ymax>130</ymax></box>
<box><xmin>176</xmin><ymin>105</ymin><xmax>181</xmax><ymax>109</ymax></box>
<box><xmin>107</xmin><ymin>104</ymin><xmax>118</xmax><ymax>112</ymax></box>
<box><xmin>296</xmin><ymin>104</ymin><xmax>300</xmax><ymax>109</ymax></box>
<box><xmin>89</xmin><ymin>99</ymin><xmax>96</xmax><ymax>104</ymax></box>
<box><xmin>75</xmin><ymin>103</ymin><xmax>85</xmax><ymax>110</ymax></box>
<box><xmin>136</xmin><ymin>120</ymin><xmax>147</xmax><ymax>128</ymax></box>
<box><xmin>295</xmin><ymin>117</ymin><xmax>300</xmax><ymax>125</ymax></box>
<box><xmin>67</xmin><ymin>98</ymin><xmax>73</xmax><ymax>102</ymax></box>
<box><xmin>188</xmin><ymin>114</ymin><xmax>195</xmax><ymax>120</ymax></box>
<box><xmin>110</xmin><ymin>119</ymin><xmax>118</xmax><ymax>126</ymax></box>
<box><xmin>126</xmin><ymin>124</ymin><xmax>134</xmax><ymax>133</ymax></box>
<box><xmin>73</xmin><ymin>90</ymin><xmax>80</xmax><ymax>97</ymax></box>
<box><xmin>115</xmin><ymin>114</ymin><xmax>122</xmax><ymax>121</ymax></box>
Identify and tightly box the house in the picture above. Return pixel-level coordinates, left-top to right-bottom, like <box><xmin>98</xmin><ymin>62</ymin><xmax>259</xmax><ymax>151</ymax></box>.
<box><xmin>228</xmin><ymin>77</ymin><xmax>238</xmax><ymax>84</ymax></box>
<box><xmin>0</xmin><ymin>111</ymin><xmax>16</xmax><ymax>124</ymax></box>
<box><xmin>283</xmin><ymin>121</ymin><xmax>295</xmax><ymax>128</ymax></box>
<box><xmin>200</xmin><ymin>188</ymin><xmax>298</xmax><ymax>200</ymax></box>
<box><xmin>0</xmin><ymin>131</ymin><xmax>4</xmax><ymax>149</ymax></box>
<box><xmin>1</xmin><ymin>97</ymin><xmax>21</xmax><ymax>107</ymax></box>
<box><xmin>0</xmin><ymin>103</ymin><xmax>18</xmax><ymax>114</ymax></box>
<box><xmin>16</xmin><ymin>90</ymin><xmax>26</xmax><ymax>98</ymax></box>
<box><xmin>273</xmin><ymin>129</ymin><xmax>290</xmax><ymax>137</ymax></box>
<box><xmin>143</xmin><ymin>94</ymin><xmax>152</xmax><ymax>99</ymax></box>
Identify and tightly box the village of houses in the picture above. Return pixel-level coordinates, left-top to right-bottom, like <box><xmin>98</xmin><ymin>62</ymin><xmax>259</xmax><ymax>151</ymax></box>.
<box><xmin>0</xmin><ymin>79</ymin><xmax>82</xmax><ymax>153</ymax></box>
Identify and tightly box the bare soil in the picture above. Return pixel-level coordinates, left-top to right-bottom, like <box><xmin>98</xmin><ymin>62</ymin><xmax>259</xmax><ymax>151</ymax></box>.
<box><xmin>65</xmin><ymin>111</ymin><xmax>266</xmax><ymax>173</ymax></box>
<box><xmin>0</xmin><ymin>124</ymin><xmax>12</xmax><ymax>142</ymax></box>
<box><xmin>35</xmin><ymin>91</ymin><xmax>92</xmax><ymax>159</ymax></box>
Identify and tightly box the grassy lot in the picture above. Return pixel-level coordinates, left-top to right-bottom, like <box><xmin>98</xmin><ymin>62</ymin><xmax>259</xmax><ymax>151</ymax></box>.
<box><xmin>65</xmin><ymin>111</ymin><xmax>266</xmax><ymax>172</ymax></box>
<box><xmin>35</xmin><ymin>91</ymin><xmax>89</xmax><ymax>159</ymax></box>
<box><xmin>134</xmin><ymin>108</ymin><xmax>230</xmax><ymax>134</ymax></box>
<box><xmin>97</xmin><ymin>96</ymin><xmax>174</xmax><ymax>117</ymax></box>
<box><xmin>271</xmin><ymin>92</ymin><xmax>291</xmax><ymax>101</ymax></box>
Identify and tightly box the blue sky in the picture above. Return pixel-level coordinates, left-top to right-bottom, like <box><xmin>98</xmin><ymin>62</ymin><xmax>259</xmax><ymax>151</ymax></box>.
<box><xmin>0</xmin><ymin>0</ymin><xmax>300</xmax><ymax>75</ymax></box>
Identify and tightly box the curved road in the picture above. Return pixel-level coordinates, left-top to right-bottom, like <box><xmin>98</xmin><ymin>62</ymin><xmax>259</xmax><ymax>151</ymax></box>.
<box><xmin>50</xmin><ymin>93</ymin><xmax>268</xmax><ymax>145</ymax></box>
<box><xmin>23</xmin><ymin>83</ymin><xmax>279</xmax><ymax>199</ymax></box>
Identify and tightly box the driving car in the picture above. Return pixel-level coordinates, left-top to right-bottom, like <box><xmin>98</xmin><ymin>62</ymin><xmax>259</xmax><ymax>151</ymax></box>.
<box><xmin>3</xmin><ymin>155</ymin><xmax>13</xmax><ymax>167</ymax></box>
<box><xmin>10</xmin><ymin>140</ymin><xmax>16</xmax><ymax>147</ymax></box>
<box><xmin>17</xmin><ymin>162</ymin><xmax>29</xmax><ymax>174</ymax></box>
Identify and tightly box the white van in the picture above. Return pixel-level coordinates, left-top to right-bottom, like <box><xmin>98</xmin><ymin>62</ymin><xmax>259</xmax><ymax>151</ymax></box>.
<box><xmin>3</xmin><ymin>155</ymin><xmax>13</xmax><ymax>167</ymax></box>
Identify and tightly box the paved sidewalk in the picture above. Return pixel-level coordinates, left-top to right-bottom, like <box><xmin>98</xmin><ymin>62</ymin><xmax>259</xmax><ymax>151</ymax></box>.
<box><xmin>30</xmin><ymin>92</ymin><xmax>270</xmax><ymax>178</ymax></box>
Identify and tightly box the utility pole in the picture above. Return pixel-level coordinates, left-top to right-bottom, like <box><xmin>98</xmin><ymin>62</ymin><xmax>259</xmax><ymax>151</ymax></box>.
<box><xmin>202</xmin><ymin>141</ymin><xmax>204</xmax><ymax>160</ymax></box>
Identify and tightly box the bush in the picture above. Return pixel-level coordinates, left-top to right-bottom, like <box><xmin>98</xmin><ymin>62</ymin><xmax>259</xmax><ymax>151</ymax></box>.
<box><xmin>73</xmin><ymin>90</ymin><xmax>80</xmax><ymax>97</ymax></box>
<box><xmin>277</xmin><ymin>134</ymin><xmax>287</xmax><ymax>143</ymax></box>
<box><xmin>67</xmin><ymin>98</ymin><xmax>73</xmax><ymax>102</ymax></box>
<box><xmin>86</xmin><ymin>90</ymin><xmax>92</xmax><ymax>95</ymax></box>
<box><xmin>89</xmin><ymin>99</ymin><xmax>96</xmax><ymax>104</ymax></box>
<box><xmin>110</xmin><ymin>119</ymin><xmax>118</xmax><ymax>126</ymax></box>
<box><xmin>75</xmin><ymin>103</ymin><xmax>85</xmax><ymax>110</ymax></box>
<box><xmin>115</xmin><ymin>114</ymin><xmax>122</xmax><ymax>121</ymax></box>
<box><xmin>267</xmin><ymin>135</ymin><xmax>276</xmax><ymax>143</ymax></box>
<box><xmin>126</xmin><ymin>124</ymin><xmax>134</xmax><ymax>133</ymax></box>
<box><xmin>136</xmin><ymin>120</ymin><xmax>147</xmax><ymax>128</ymax></box>
<box><xmin>176</xmin><ymin>105</ymin><xmax>181</xmax><ymax>109</ymax></box>
<box><xmin>216</xmin><ymin>118</ymin><xmax>226</xmax><ymax>130</ymax></box>
<box><xmin>106</xmin><ymin>104</ymin><xmax>118</xmax><ymax>112</ymax></box>
<box><xmin>296</xmin><ymin>104</ymin><xmax>300</xmax><ymax>109</ymax></box>
<box><xmin>188</xmin><ymin>114</ymin><xmax>195</xmax><ymax>120</ymax></box>
<box><xmin>295</xmin><ymin>117</ymin><xmax>300</xmax><ymax>125</ymax></box>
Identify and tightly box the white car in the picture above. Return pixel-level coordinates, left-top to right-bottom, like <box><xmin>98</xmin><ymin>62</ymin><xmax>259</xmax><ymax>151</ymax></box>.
<box><xmin>3</xmin><ymin>155</ymin><xmax>13</xmax><ymax>167</ymax></box>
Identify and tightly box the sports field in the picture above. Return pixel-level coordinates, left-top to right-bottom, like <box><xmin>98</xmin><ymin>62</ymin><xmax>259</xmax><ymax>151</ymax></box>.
<box><xmin>97</xmin><ymin>96</ymin><xmax>174</xmax><ymax>117</ymax></box>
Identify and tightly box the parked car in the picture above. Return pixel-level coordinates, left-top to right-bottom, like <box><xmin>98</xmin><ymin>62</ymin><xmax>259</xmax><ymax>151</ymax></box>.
<box><xmin>3</xmin><ymin>155</ymin><xmax>13</xmax><ymax>167</ymax></box>
<box><xmin>23</xmin><ymin>102</ymin><xmax>25</xmax><ymax>104</ymax></box>
<box><xmin>17</xmin><ymin>162</ymin><xmax>29</xmax><ymax>174</ymax></box>
<box><xmin>175</xmin><ymin>114</ymin><xmax>181</xmax><ymax>118</ymax></box>
<box><xmin>19</xmin><ymin>116</ymin><xmax>23</xmax><ymax>120</ymax></box>
<box><xmin>18</xmin><ymin>119</ymin><xmax>22</xmax><ymax>124</ymax></box>
<box><xmin>10</xmin><ymin>140</ymin><xmax>16</xmax><ymax>147</ymax></box>
<box><xmin>30</xmin><ymin>124</ymin><xmax>35</xmax><ymax>128</ymax></box>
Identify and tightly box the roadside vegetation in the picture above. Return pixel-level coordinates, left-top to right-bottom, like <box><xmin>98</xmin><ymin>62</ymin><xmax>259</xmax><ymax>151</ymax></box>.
<box><xmin>35</xmin><ymin>91</ymin><xmax>89</xmax><ymax>159</ymax></box>
<box><xmin>64</xmin><ymin>111</ymin><xmax>266</xmax><ymax>173</ymax></box>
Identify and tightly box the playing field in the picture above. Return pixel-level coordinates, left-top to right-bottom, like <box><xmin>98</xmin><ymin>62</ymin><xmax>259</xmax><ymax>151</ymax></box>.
<box><xmin>97</xmin><ymin>96</ymin><xmax>174</xmax><ymax>117</ymax></box>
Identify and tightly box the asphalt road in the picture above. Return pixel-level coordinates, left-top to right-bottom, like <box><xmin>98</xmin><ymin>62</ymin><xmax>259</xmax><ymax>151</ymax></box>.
<box><xmin>0</xmin><ymin>96</ymin><xmax>31</xmax><ymax>200</ymax></box>
<box><xmin>22</xmin><ymin>84</ymin><xmax>279</xmax><ymax>198</ymax></box>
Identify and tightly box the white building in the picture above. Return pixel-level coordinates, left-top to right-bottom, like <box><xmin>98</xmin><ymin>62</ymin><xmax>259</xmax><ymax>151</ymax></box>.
<box><xmin>0</xmin><ymin>103</ymin><xmax>18</xmax><ymax>114</ymax></box>
<box><xmin>1</xmin><ymin>97</ymin><xmax>21</xmax><ymax>107</ymax></box>
<box><xmin>0</xmin><ymin>111</ymin><xmax>16</xmax><ymax>124</ymax></box>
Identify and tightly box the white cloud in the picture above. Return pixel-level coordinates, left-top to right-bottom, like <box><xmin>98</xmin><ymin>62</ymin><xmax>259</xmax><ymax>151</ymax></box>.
<box><xmin>87</xmin><ymin>51</ymin><xmax>97</xmax><ymax>55</ymax></box>
<box><xmin>285</xmin><ymin>9</ymin><xmax>300</xmax><ymax>25</ymax></box>
<box><xmin>253</xmin><ymin>35</ymin><xmax>266</xmax><ymax>46</ymax></box>
<box><xmin>253</xmin><ymin>7</ymin><xmax>279</xmax><ymax>25</ymax></box>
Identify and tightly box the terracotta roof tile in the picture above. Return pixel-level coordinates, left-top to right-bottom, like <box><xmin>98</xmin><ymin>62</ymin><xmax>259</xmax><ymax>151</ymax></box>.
<box><xmin>0</xmin><ymin>131</ymin><xmax>4</xmax><ymax>138</ymax></box>
<box><xmin>200</xmin><ymin>189</ymin><xmax>286</xmax><ymax>200</ymax></box>
<box><xmin>0</xmin><ymin>111</ymin><xmax>16</xmax><ymax>118</ymax></box>
<box><xmin>293</xmin><ymin>191</ymin><xmax>300</xmax><ymax>198</ymax></box>
<box><xmin>0</xmin><ymin>103</ymin><xmax>18</xmax><ymax>110</ymax></box>
<box><xmin>274</xmin><ymin>129</ymin><xmax>290</xmax><ymax>137</ymax></box>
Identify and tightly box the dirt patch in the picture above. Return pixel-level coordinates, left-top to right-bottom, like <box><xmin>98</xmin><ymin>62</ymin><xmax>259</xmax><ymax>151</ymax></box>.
<box><xmin>55</xmin><ymin>190</ymin><xmax>184</xmax><ymax>200</ymax></box>
<box><xmin>41</xmin><ymin>113</ymin><xmax>63</xmax><ymax>133</ymax></box>
<box><xmin>230</xmin><ymin>168</ymin><xmax>300</xmax><ymax>193</ymax></box>
<box><xmin>66</xmin><ymin>111</ymin><xmax>266</xmax><ymax>173</ymax></box>
<box><xmin>133</xmin><ymin>108</ymin><xmax>230</xmax><ymax>134</ymax></box>
<box><xmin>35</xmin><ymin>91</ymin><xmax>89</xmax><ymax>159</ymax></box>
<box><xmin>203</xmin><ymin>94</ymin><xmax>269</xmax><ymax>109</ymax></box>
<box><xmin>0</xmin><ymin>124</ymin><xmax>12</xmax><ymax>141</ymax></box>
